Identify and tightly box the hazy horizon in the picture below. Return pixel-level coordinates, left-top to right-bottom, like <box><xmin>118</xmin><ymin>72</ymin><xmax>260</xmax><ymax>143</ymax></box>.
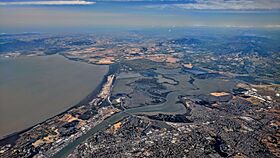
<box><xmin>1</xmin><ymin>0</ymin><xmax>280</xmax><ymax>33</ymax></box>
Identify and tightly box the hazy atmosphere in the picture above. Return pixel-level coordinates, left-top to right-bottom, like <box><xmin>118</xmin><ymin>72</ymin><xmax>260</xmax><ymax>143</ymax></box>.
<box><xmin>1</xmin><ymin>1</ymin><xmax>280</xmax><ymax>158</ymax></box>
<box><xmin>1</xmin><ymin>0</ymin><xmax>280</xmax><ymax>33</ymax></box>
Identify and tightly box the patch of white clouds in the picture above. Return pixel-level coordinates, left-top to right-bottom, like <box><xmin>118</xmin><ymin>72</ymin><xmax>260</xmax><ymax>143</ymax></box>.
<box><xmin>175</xmin><ymin>24</ymin><xmax>280</xmax><ymax>28</ymax></box>
<box><xmin>142</xmin><ymin>0</ymin><xmax>280</xmax><ymax>10</ymax></box>
<box><xmin>217</xmin><ymin>24</ymin><xmax>280</xmax><ymax>28</ymax></box>
<box><xmin>174</xmin><ymin>0</ymin><xmax>280</xmax><ymax>10</ymax></box>
<box><xmin>0</xmin><ymin>0</ymin><xmax>95</xmax><ymax>5</ymax></box>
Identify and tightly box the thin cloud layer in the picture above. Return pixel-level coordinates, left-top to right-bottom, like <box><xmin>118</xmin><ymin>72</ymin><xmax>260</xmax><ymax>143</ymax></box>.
<box><xmin>1</xmin><ymin>0</ymin><xmax>279</xmax><ymax>9</ymax></box>
<box><xmin>95</xmin><ymin>0</ymin><xmax>280</xmax><ymax>10</ymax></box>
<box><xmin>174</xmin><ymin>0</ymin><xmax>280</xmax><ymax>10</ymax></box>
<box><xmin>0</xmin><ymin>0</ymin><xmax>95</xmax><ymax>5</ymax></box>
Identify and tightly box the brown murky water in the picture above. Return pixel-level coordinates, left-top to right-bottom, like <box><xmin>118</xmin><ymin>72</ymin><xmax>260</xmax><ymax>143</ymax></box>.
<box><xmin>0</xmin><ymin>55</ymin><xmax>108</xmax><ymax>138</ymax></box>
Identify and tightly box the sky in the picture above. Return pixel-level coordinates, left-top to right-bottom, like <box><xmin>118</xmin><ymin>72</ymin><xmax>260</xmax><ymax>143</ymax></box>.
<box><xmin>0</xmin><ymin>0</ymin><xmax>280</xmax><ymax>33</ymax></box>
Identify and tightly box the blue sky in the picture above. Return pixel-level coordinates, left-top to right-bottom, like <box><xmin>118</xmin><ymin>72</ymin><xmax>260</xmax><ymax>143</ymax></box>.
<box><xmin>1</xmin><ymin>0</ymin><xmax>280</xmax><ymax>10</ymax></box>
<box><xmin>0</xmin><ymin>0</ymin><xmax>280</xmax><ymax>33</ymax></box>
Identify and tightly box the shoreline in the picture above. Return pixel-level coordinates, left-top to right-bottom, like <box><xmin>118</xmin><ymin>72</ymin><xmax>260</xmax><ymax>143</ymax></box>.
<box><xmin>0</xmin><ymin>54</ymin><xmax>117</xmax><ymax>146</ymax></box>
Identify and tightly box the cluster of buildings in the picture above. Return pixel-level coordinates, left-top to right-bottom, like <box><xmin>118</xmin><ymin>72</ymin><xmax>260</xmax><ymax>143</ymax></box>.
<box><xmin>0</xmin><ymin>74</ymin><xmax>119</xmax><ymax>158</ymax></box>
<box><xmin>67</xmin><ymin>76</ymin><xmax>280</xmax><ymax>158</ymax></box>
